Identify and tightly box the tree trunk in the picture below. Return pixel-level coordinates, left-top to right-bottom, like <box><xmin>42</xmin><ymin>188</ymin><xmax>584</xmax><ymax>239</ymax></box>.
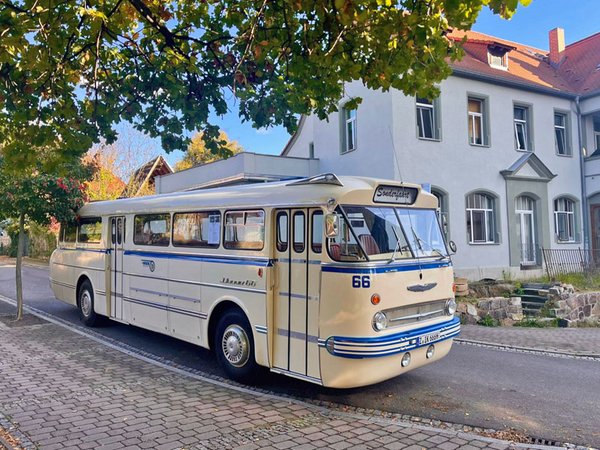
<box><xmin>15</xmin><ymin>212</ymin><xmax>25</xmax><ymax>321</ymax></box>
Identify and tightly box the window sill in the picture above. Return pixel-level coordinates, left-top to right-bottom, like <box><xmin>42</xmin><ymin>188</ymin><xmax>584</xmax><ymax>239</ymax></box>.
<box><xmin>418</xmin><ymin>137</ymin><xmax>441</xmax><ymax>142</ymax></box>
<box><xmin>516</xmin><ymin>148</ymin><xmax>533</xmax><ymax>153</ymax></box>
<box><xmin>555</xmin><ymin>239</ymin><xmax>578</xmax><ymax>244</ymax></box>
<box><xmin>469</xmin><ymin>143</ymin><xmax>490</xmax><ymax>148</ymax></box>
<box><xmin>468</xmin><ymin>242</ymin><xmax>500</xmax><ymax>246</ymax></box>
<box><xmin>340</xmin><ymin>148</ymin><xmax>357</xmax><ymax>155</ymax></box>
<box><xmin>556</xmin><ymin>152</ymin><xmax>573</xmax><ymax>158</ymax></box>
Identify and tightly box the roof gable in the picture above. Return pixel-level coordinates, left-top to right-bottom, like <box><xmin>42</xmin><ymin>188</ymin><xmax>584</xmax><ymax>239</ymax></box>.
<box><xmin>500</xmin><ymin>153</ymin><xmax>556</xmax><ymax>182</ymax></box>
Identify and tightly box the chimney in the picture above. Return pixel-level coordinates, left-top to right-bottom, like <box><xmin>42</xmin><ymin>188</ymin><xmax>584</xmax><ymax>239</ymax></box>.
<box><xmin>549</xmin><ymin>27</ymin><xmax>565</xmax><ymax>66</ymax></box>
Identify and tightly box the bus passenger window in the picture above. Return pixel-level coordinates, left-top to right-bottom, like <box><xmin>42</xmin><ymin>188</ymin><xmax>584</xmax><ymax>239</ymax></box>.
<box><xmin>173</xmin><ymin>211</ymin><xmax>221</xmax><ymax>248</ymax></box>
<box><xmin>223</xmin><ymin>210</ymin><xmax>264</xmax><ymax>250</ymax></box>
<box><xmin>293</xmin><ymin>212</ymin><xmax>305</xmax><ymax>253</ymax></box>
<box><xmin>78</xmin><ymin>218</ymin><xmax>102</xmax><ymax>244</ymax></box>
<box><xmin>311</xmin><ymin>211</ymin><xmax>323</xmax><ymax>253</ymax></box>
<box><xmin>133</xmin><ymin>214</ymin><xmax>171</xmax><ymax>246</ymax></box>
<box><xmin>61</xmin><ymin>223</ymin><xmax>77</xmax><ymax>243</ymax></box>
<box><xmin>276</xmin><ymin>212</ymin><xmax>288</xmax><ymax>252</ymax></box>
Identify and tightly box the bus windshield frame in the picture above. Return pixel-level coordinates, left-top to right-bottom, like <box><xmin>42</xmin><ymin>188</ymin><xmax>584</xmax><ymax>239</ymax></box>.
<box><xmin>327</xmin><ymin>205</ymin><xmax>449</xmax><ymax>263</ymax></box>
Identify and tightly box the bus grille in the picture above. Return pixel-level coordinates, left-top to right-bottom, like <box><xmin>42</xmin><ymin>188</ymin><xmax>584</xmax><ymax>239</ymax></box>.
<box><xmin>383</xmin><ymin>300</ymin><xmax>449</xmax><ymax>327</ymax></box>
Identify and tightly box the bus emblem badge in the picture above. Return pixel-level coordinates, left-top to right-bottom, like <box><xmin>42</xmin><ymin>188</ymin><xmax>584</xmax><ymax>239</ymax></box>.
<box><xmin>142</xmin><ymin>259</ymin><xmax>156</xmax><ymax>272</ymax></box>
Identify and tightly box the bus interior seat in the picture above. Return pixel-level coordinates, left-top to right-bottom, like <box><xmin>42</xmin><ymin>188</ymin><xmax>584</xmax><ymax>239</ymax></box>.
<box><xmin>359</xmin><ymin>234</ymin><xmax>380</xmax><ymax>255</ymax></box>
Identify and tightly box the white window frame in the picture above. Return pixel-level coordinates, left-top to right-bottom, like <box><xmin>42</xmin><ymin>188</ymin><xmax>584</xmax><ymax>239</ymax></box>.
<box><xmin>416</xmin><ymin>97</ymin><xmax>439</xmax><ymax>141</ymax></box>
<box><xmin>554</xmin><ymin>197</ymin><xmax>576</xmax><ymax>243</ymax></box>
<box><xmin>468</xmin><ymin>97</ymin><xmax>486</xmax><ymax>146</ymax></box>
<box><xmin>554</xmin><ymin>112</ymin><xmax>570</xmax><ymax>156</ymax></box>
<box><xmin>466</xmin><ymin>193</ymin><xmax>496</xmax><ymax>244</ymax></box>
<box><xmin>514</xmin><ymin>106</ymin><xmax>530</xmax><ymax>151</ymax></box>
<box><xmin>595</xmin><ymin>131</ymin><xmax>600</xmax><ymax>152</ymax></box>
<box><xmin>341</xmin><ymin>106</ymin><xmax>357</xmax><ymax>154</ymax></box>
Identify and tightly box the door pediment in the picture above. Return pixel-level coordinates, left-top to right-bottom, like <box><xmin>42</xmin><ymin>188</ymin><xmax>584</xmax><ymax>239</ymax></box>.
<box><xmin>500</xmin><ymin>153</ymin><xmax>556</xmax><ymax>182</ymax></box>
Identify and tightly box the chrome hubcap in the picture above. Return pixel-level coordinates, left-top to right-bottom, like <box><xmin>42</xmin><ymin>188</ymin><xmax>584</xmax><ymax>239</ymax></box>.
<box><xmin>222</xmin><ymin>325</ymin><xmax>249</xmax><ymax>368</ymax></box>
<box><xmin>81</xmin><ymin>291</ymin><xmax>92</xmax><ymax>317</ymax></box>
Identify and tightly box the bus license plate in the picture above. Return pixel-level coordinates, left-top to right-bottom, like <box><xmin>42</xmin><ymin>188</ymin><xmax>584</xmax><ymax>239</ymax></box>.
<box><xmin>418</xmin><ymin>332</ymin><xmax>440</xmax><ymax>346</ymax></box>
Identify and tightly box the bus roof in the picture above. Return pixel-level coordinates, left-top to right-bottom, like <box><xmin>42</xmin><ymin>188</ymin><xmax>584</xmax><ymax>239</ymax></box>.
<box><xmin>78</xmin><ymin>174</ymin><xmax>437</xmax><ymax>217</ymax></box>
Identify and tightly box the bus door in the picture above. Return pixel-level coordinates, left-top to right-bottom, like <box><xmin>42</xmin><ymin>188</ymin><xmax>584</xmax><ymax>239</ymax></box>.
<box><xmin>109</xmin><ymin>216</ymin><xmax>125</xmax><ymax>320</ymax></box>
<box><xmin>273</xmin><ymin>208</ymin><xmax>322</xmax><ymax>380</ymax></box>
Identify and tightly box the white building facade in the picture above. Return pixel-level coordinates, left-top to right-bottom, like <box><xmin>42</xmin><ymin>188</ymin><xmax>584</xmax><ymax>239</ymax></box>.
<box><xmin>158</xmin><ymin>28</ymin><xmax>600</xmax><ymax>280</ymax></box>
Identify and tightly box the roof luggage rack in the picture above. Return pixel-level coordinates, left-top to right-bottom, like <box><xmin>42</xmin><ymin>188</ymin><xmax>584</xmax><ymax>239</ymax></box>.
<box><xmin>286</xmin><ymin>173</ymin><xmax>343</xmax><ymax>187</ymax></box>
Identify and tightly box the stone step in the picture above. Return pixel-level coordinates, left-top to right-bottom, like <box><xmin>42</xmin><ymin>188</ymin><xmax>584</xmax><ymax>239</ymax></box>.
<box><xmin>520</xmin><ymin>294</ymin><xmax>548</xmax><ymax>304</ymax></box>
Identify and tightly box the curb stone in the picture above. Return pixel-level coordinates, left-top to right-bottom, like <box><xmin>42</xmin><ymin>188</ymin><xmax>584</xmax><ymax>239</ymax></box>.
<box><xmin>0</xmin><ymin>411</ymin><xmax>36</xmax><ymax>450</ymax></box>
<box><xmin>455</xmin><ymin>338</ymin><xmax>600</xmax><ymax>360</ymax></box>
<box><xmin>0</xmin><ymin>294</ymin><xmax>594</xmax><ymax>450</ymax></box>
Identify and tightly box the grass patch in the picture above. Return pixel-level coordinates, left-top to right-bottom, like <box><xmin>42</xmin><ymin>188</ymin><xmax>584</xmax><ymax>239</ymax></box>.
<box><xmin>514</xmin><ymin>317</ymin><xmax>559</xmax><ymax>328</ymax></box>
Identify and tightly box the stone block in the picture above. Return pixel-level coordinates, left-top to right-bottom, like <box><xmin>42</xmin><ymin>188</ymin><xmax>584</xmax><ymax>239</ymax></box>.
<box><xmin>466</xmin><ymin>304</ymin><xmax>478</xmax><ymax>317</ymax></box>
<box><xmin>548</xmin><ymin>287</ymin><xmax>562</xmax><ymax>297</ymax></box>
<box><xmin>584</xmin><ymin>304</ymin><xmax>592</xmax><ymax>317</ymax></box>
<box><xmin>501</xmin><ymin>318</ymin><xmax>515</xmax><ymax>327</ymax></box>
<box><xmin>509</xmin><ymin>297</ymin><xmax>522</xmax><ymax>306</ymax></box>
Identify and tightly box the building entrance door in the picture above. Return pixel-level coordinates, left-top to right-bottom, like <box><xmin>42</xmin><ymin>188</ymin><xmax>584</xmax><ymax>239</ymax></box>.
<box><xmin>516</xmin><ymin>196</ymin><xmax>536</xmax><ymax>266</ymax></box>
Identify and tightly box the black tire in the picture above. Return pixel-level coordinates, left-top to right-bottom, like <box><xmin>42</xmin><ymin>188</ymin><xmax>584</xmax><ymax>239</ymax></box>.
<box><xmin>78</xmin><ymin>280</ymin><xmax>100</xmax><ymax>327</ymax></box>
<box><xmin>214</xmin><ymin>309</ymin><xmax>260</xmax><ymax>383</ymax></box>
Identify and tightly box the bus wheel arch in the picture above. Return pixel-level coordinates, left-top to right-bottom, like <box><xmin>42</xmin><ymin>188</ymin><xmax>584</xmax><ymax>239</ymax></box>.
<box><xmin>208</xmin><ymin>301</ymin><xmax>259</xmax><ymax>383</ymax></box>
<box><xmin>76</xmin><ymin>275</ymin><xmax>100</xmax><ymax>327</ymax></box>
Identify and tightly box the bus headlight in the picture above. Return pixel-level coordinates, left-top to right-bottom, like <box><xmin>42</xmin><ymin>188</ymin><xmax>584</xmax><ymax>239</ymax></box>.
<box><xmin>372</xmin><ymin>312</ymin><xmax>388</xmax><ymax>331</ymax></box>
<box><xmin>401</xmin><ymin>352</ymin><xmax>411</xmax><ymax>367</ymax></box>
<box><xmin>445</xmin><ymin>299</ymin><xmax>457</xmax><ymax>316</ymax></box>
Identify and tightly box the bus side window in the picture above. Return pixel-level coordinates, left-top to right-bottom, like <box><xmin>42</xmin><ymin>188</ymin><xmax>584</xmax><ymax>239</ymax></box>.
<box><xmin>293</xmin><ymin>212</ymin><xmax>305</xmax><ymax>253</ymax></box>
<box><xmin>311</xmin><ymin>211</ymin><xmax>323</xmax><ymax>253</ymax></box>
<box><xmin>276</xmin><ymin>212</ymin><xmax>288</xmax><ymax>252</ymax></box>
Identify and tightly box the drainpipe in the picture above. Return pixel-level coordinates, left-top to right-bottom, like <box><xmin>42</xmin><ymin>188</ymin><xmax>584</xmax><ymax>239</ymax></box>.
<box><xmin>576</xmin><ymin>96</ymin><xmax>590</xmax><ymax>251</ymax></box>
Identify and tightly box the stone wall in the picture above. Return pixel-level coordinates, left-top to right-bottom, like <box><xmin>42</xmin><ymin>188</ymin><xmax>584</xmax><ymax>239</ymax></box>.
<box><xmin>547</xmin><ymin>285</ymin><xmax>600</xmax><ymax>327</ymax></box>
<box><xmin>457</xmin><ymin>297</ymin><xmax>523</xmax><ymax>326</ymax></box>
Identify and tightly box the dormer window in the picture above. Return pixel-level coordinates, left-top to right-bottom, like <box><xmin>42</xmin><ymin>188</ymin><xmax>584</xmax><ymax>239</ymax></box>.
<box><xmin>487</xmin><ymin>44</ymin><xmax>511</xmax><ymax>70</ymax></box>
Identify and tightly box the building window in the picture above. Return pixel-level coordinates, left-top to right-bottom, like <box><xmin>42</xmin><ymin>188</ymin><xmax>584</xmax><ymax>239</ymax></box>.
<box><xmin>341</xmin><ymin>105</ymin><xmax>357</xmax><ymax>154</ymax></box>
<box><xmin>554</xmin><ymin>197</ymin><xmax>575</xmax><ymax>242</ymax></box>
<box><xmin>466</xmin><ymin>193</ymin><xmax>496</xmax><ymax>244</ymax></box>
<box><xmin>514</xmin><ymin>105</ymin><xmax>531</xmax><ymax>151</ymax></box>
<box><xmin>308</xmin><ymin>142</ymin><xmax>315</xmax><ymax>159</ymax></box>
<box><xmin>416</xmin><ymin>97</ymin><xmax>440</xmax><ymax>140</ymax></box>
<box><xmin>468</xmin><ymin>97</ymin><xmax>487</xmax><ymax>146</ymax></box>
<box><xmin>554</xmin><ymin>112</ymin><xmax>570</xmax><ymax>156</ymax></box>
<box><xmin>488</xmin><ymin>45</ymin><xmax>509</xmax><ymax>70</ymax></box>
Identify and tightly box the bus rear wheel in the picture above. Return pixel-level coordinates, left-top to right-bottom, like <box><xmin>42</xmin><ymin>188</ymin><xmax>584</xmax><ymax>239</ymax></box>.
<box><xmin>214</xmin><ymin>310</ymin><xmax>259</xmax><ymax>383</ymax></box>
<box><xmin>78</xmin><ymin>280</ymin><xmax>100</xmax><ymax>327</ymax></box>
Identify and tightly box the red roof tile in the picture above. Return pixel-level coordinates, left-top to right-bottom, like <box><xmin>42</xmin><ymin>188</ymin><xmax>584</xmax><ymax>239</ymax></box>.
<box><xmin>447</xmin><ymin>29</ymin><xmax>600</xmax><ymax>96</ymax></box>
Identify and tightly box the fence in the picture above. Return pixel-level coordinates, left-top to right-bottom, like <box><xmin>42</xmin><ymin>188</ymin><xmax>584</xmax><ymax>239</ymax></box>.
<box><xmin>542</xmin><ymin>248</ymin><xmax>600</xmax><ymax>278</ymax></box>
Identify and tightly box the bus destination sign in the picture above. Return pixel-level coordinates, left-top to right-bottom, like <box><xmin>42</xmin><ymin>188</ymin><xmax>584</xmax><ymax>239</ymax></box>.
<box><xmin>373</xmin><ymin>185</ymin><xmax>418</xmax><ymax>205</ymax></box>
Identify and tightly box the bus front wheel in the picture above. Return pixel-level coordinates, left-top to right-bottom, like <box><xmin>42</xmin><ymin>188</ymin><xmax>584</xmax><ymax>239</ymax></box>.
<box><xmin>214</xmin><ymin>310</ymin><xmax>258</xmax><ymax>383</ymax></box>
<box><xmin>78</xmin><ymin>280</ymin><xmax>99</xmax><ymax>327</ymax></box>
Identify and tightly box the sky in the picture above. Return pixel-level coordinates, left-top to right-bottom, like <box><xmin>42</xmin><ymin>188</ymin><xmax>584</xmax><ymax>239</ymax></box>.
<box><xmin>138</xmin><ymin>1</ymin><xmax>600</xmax><ymax>168</ymax></box>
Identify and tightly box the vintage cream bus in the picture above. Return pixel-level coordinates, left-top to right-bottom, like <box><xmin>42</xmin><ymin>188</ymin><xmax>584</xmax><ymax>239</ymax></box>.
<box><xmin>50</xmin><ymin>174</ymin><xmax>459</xmax><ymax>388</ymax></box>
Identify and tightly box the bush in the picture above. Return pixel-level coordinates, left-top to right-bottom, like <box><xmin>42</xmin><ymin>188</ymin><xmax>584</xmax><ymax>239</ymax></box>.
<box><xmin>28</xmin><ymin>221</ymin><xmax>57</xmax><ymax>259</ymax></box>
<box><xmin>478</xmin><ymin>314</ymin><xmax>498</xmax><ymax>327</ymax></box>
<box><xmin>514</xmin><ymin>318</ymin><xmax>559</xmax><ymax>328</ymax></box>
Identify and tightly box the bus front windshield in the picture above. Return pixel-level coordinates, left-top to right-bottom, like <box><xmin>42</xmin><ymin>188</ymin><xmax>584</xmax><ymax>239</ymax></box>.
<box><xmin>328</xmin><ymin>205</ymin><xmax>448</xmax><ymax>262</ymax></box>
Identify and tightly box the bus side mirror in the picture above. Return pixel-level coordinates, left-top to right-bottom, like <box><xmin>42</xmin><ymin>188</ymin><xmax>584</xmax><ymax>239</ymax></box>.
<box><xmin>448</xmin><ymin>240</ymin><xmax>457</xmax><ymax>254</ymax></box>
<box><xmin>325</xmin><ymin>214</ymin><xmax>339</xmax><ymax>238</ymax></box>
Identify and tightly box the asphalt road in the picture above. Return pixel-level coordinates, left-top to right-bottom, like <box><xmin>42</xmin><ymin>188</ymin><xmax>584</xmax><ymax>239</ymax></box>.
<box><xmin>1</xmin><ymin>262</ymin><xmax>599</xmax><ymax>448</ymax></box>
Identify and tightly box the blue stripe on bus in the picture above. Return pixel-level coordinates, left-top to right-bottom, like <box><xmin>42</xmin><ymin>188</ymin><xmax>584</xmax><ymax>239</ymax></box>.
<box><xmin>321</xmin><ymin>260</ymin><xmax>451</xmax><ymax>274</ymax></box>
<box><xmin>330</xmin><ymin>316</ymin><xmax>460</xmax><ymax>345</ymax></box>
<box><xmin>124</xmin><ymin>296</ymin><xmax>207</xmax><ymax>319</ymax></box>
<box><xmin>59</xmin><ymin>247</ymin><xmax>111</xmax><ymax>254</ymax></box>
<box><xmin>124</xmin><ymin>250</ymin><xmax>272</xmax><ymax>267</ymax></box>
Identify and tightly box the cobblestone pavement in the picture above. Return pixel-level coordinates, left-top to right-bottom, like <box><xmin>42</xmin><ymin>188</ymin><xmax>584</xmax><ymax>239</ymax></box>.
<box><xmin>458</xmin><ymin>324</ymin><xmax>600</xmax><ymax>357</ymax></box>
<box><xmin>0</xmin><ymin>318</ymin><xmax>552</xmax><ymax>450</ymax></box>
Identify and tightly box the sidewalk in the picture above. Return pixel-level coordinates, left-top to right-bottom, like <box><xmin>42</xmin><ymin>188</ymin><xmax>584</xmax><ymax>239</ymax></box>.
<box><xmin>458</xmin><ymin>324</ymin><xmax>600</xmax><ymax>357</ymax></box>
<box><xmin>0</xmin><ymin>314</ymin><xmax>545</xmax><ymax>450</ymax></box>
